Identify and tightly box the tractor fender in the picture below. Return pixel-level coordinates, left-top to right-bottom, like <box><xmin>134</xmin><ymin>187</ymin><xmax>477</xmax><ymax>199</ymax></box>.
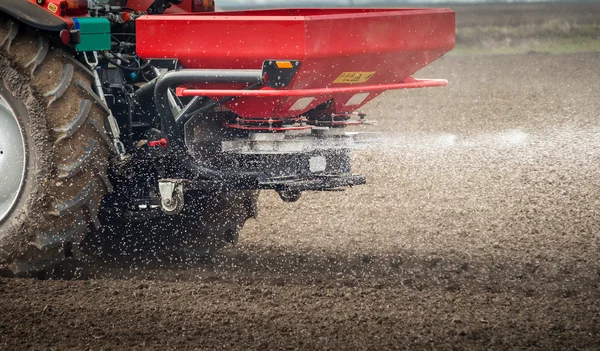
<box><xmin>0</xmin><ymin>0</ymin><xmax>68</xmax><ymax>32</ymax></box>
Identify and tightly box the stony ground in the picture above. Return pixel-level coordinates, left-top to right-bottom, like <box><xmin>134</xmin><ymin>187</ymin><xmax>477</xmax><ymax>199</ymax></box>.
<box><xmin>1</xmin><ymin>5</ymin><xmax>600</xmax><ymax>351</ymax></box>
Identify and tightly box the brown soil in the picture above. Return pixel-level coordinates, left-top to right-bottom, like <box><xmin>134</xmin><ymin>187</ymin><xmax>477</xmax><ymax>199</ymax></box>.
<box><xmin>452</xmin><ymin>3</ymin><xmax>600</xmax><ymax>54</ymax></box>
<box><xmin>1</xmin><ymin>5</ymin><xmax>600</xmax><ymax>351</ymax></box>
<box><xmin>452</xmin><ymin>3</ymin><xmax>600</xmax><ymax>27</ymax></box>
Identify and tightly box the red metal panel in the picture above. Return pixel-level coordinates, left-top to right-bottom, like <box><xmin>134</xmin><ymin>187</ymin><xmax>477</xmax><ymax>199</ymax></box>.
<box><xmin>136</xmin><ymin>14</ymin><xmax>307</xmax><ymax>69</ymax></box>
<box><xmin>26</xmin><ymin>0</ymin><xmax>74</xmax><ymax>27</ymax></box>
<box><xmin>136</xmin><ymin>8</ymin><xmax>455</xmax><ymax>118</ymax></box>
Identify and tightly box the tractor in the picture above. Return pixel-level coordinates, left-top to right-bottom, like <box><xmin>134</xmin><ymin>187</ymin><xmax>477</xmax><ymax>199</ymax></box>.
<box><xmin>0</xmin><ymin>0</ymin><xmax>455</xmax><ymax>276</ymax></box>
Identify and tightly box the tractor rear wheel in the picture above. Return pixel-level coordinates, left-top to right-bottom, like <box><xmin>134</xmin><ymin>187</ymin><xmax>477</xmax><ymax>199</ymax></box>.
<box><xmin>0</xmin><ymin>21</ymin><xmax>112</xmax><ymax>276</ymax></box>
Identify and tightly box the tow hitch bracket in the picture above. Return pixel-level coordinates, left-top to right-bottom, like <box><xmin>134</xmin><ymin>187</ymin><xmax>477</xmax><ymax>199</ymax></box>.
<box><xmin>158</xmin><ymin>179</ymin><xmax>185</xmax><ymax>215</ymax></box>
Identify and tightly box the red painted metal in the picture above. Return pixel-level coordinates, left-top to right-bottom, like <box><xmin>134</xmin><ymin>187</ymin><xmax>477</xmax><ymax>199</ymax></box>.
<box><xmin>233</xmin><ymin>117</ymin><xmax>306</xmax><ymax>124</ymax></box>
<box><xmin>149</xmin><ymin>138</ymin><xmax>168</xmax><ymax>148</ymax></box>
<box><xmin>20</xmin><ymin>2</ymin><xmax>455</xmax><ymax>122</ymax></box>
<box><xmin>27</xmin><ymin>0</ymin><xmax>73</xmax><ymax>26</ymax></box>
<box><xmin>59</xmin><ymin>29</ymin><xmax>71</xmax><ymax>45</ymax></box>
<box><xmin>136</xmin><ymin>8</ymin><xmax>455</xmax><ymax>119</ymax></box>
<box><xmin>178</xmin><ymin>78</ymin><xmax>447</xmax><ymax>98</ymax></box>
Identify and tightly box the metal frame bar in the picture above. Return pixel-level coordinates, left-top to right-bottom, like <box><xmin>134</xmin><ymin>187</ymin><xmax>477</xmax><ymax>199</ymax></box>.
<box><xmin>178</xmin><ymin>78</ymin><xmax>447</xmax><ymax>98</ymax></box>
<box><xmin>133</xmin><ymin>69</ymin><xmax>443</xmax><ymax>190</ymax></box>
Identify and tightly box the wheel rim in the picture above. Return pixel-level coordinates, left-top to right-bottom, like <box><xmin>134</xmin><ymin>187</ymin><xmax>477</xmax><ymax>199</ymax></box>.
<box><xmin>0</xmin><ymin>94</ymin><xmax>26</xmax><ymax>222</ymax></box>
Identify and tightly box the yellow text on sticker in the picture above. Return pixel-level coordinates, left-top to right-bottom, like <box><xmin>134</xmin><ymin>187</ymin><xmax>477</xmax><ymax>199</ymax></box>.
<box><xmin>333</xmin><ymin>72</ymin><xmax>376</xmax><ymax>84</ymax></box>
<box><xmin>48</xmin><ymin>3</ymin><xmax>58</xmax><ymax>13</ymax></box>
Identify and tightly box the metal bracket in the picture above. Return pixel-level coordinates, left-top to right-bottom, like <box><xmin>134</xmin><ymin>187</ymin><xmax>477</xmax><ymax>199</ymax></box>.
<box><xmin>277</xmin><ymin>189</ymin><xmax>302</xmax><ymax>203</ymax></box>
<box><xmin>83</xmin><ymin>51</ymin><xmax>99</xmax><ymax>67</ymax></box>
<box><xmin>84</xmin><ymin>51</ymin><xmax>129</xmax><ymax>162</ymax></box>
<box><xmin>262</xmin><ymin>60</ymin><xmax>301</xmax><ymax>88</ymax></box>
<box><xmin>158</xmin><ymin>179</ymin><xmax>185</xmax><ymax>215</ymax></box>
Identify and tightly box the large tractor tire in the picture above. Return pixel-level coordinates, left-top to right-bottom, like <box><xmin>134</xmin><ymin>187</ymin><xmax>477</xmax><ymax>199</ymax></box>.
<box><xmin>0</xmin><ymin>21</ymin><xmax>112</xmax><ymax>276</ymax></box>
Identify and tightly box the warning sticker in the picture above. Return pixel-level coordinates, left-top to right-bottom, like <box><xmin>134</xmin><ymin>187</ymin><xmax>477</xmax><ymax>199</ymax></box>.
<box><xmin>47</xmin><ymin>3</ymin><xmax>58</xmax><ymax>13</ymax></box>
<box><xmin>333</xmin><ymin>72</ymin><xmax>376</xmax><ymax>84</ymax></box>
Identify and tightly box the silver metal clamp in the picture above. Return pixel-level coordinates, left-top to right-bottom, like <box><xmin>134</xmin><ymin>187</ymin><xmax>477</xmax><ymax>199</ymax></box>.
<box><xmin>158</xmin><ymin>179</ymin><xmax>185</xmax><ymax>215</ymax></box>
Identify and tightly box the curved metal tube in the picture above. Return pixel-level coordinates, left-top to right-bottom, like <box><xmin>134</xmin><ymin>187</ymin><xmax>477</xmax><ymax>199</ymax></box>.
<box><xmin>147</xmin><ymin>69</ymin><xmax>261</xmax><ymax>181</ymax></box>
<box><xmin>152</xmin><ymin>69</ymin><xmax>262</xmax><ymax>145</ymax></box>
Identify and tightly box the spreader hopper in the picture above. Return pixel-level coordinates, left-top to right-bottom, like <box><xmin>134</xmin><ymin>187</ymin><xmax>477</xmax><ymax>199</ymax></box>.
<box><xmin>136</xmin><ymin>8</ymin><xmax>455</xmax><ymax>119</ymax></box>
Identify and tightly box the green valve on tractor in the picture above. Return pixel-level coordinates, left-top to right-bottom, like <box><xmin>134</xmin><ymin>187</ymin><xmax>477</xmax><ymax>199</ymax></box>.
<box><xmin>72</xmin><ymin>17</ymin><xmax>111</xmax><ymax>52</ymax></box>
